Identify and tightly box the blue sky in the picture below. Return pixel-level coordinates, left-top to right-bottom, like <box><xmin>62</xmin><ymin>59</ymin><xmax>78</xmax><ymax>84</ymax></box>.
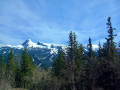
<box><xmin>0</xmin><ymin>0</ymin><xmax>120</xmax><ymax>45</ymax></box>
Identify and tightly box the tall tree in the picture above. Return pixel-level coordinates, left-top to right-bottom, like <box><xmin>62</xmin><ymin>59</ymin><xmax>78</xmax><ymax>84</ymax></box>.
<box><xmin>0</xmin><ymin>52</ymin><xmax>6</xmax><ymax>78</ymax></box>
<box><xmin>88</xmin><ymin>37</ymin><xmax>93</xmax><ymax>60</ymax></box>
<box><xmin>74</xmin><ymin>43</ymin><xmax>86</xmax><ymax>90</ymax></box>
<box><xmin>20</xmin><ymin>48</ymin><xmax>34</xmax><ymax>88</ymax></box>
<box><xmin>85</xmin><ymin>37</ymin><xmax>98</xmax><ymax>90</ymax></box>
<box><xmin>6</xmin><ymin>49</ymin><xmax>16</xmax><ymax>87</ymax></box>
<box><xmin>66</xmin><ymin>31</ymin><xmax>78</xmax><ymax>90</ymax></box>
<box><xmin>98</xmin><ymin>17</ymin><xmax>118</xmax><ymax>90</ymax></box>
<box><xmin>52</xmin><ymin>49</ymin><xmax>65</xmax><ymax>77</ymax></box>
<box><xmin>105</xmin><ymin>17</ymin><xmax>118</xmax><ymax>65</ymax></box>
<box><xmin>105</xmin><ymin>17</ymin><xmax>117</xmax><ymax>54</ymax></box>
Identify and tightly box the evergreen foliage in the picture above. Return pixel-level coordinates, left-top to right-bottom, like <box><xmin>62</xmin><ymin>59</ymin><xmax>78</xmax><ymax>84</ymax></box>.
<box><xmin>0</xmin><ymin>52</ymin><xmax>6</xmax><ymax>78</ymax></box>
<box><xmin>6</xmin><ymin>49</ymin><xmax>16</xmax><ymax>87</ymax></box>
<box><xmin>88</xmin><ymin>37</ymin><xmax>93</xmax><ymax>60</ymax></box>
<box><xmin>20</xmin><ymin>48</ymin><xmax>35</xmax><ymax>88</ymax></box>
<box><xmin>52</xmin><ymin>49</ymin><xmax>65</xmax><ymax>77</ymax></box>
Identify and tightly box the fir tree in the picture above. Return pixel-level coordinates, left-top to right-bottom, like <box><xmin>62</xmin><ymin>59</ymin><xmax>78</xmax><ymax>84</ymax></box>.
<box><xmin>20</xmin><ymin>48</ymin><xmax>34</xmax><ymax>88</ymax></box>
<box><xmin>74</xmin><ymin>43</ymin><xmax>86</xmax><ymax>90</ymax></box>
<box><xmin>52</xmin><ymin>49</ymin><xmax>65</xmax><ymax>77</ymax></box>
<box><xmin>0</xmin><ymin>52</ymin><xmax>6</xmax><ymax>78</ymax></box>
<box><xmin>66</xmin><ymin>31</ymin><xmax>78</xmax><ymax>90</ymax></box>
<box><xmin>6</xmin><ymin>49</ymin><xmax>16</xmax><ymax>87</ymax></box>
<box><xmin>75</xmin><ymin>43</ymin><xmax>85</xmax><ymax>74</ymax></box>
<box><xmin>88</xmin><ymin>37</ymin><xmax>93</xmax><ymax>60</ymax></box>
<box><xmin>98</xmin><ymin>17</ymin><xmax>118</xmax><ymax>90</ymax></box>
<box><xmin>85</xmin><ymin>37</ymin><xmax>98</xmax><ymax>90</ymax></box>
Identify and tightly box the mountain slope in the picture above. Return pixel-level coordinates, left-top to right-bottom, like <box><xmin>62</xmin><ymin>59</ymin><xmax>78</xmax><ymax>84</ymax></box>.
<box><xmin>0</xmin><ymin>39</ymin><xmax>67</xmax><ymax>68</ymax></box>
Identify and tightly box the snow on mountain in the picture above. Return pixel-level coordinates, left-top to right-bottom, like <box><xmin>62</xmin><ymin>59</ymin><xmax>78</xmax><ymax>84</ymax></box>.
<box><xmin>0</xmin><ymin>44</ymin><xmax>23</xmax><ymax>49</ymax></box>
<box><xmin>37</xmin><ymin>42</ymin><xmax>51</xmax><ymax>48</ymax></box>
<box><xmin>0</xmin><ymin>39</ymin><xmax>67</xmax><ymax>55</ymax></box>
<box><xmin>22</xmin><ymin>39</ymin><xmax>37</xmax><ymax>48</ymax></box>
<box><xmin>0</xmin><ymin>39</ymin><xmax>100</xmax><ymax>68</ymax></box>
<box><xmin>0</xmin><ymin>39</ymin><xmax>99</xmax><ymax>54</ymax></box>
<box><xmin>37</xmin><ymin>42</ymin><xmax>67</xmax><ymax>54</ymax></box>
<box><xmin>85</xmin><ymin>44</ymin><xmax>99</xmax><ymax>52</ymax></box>
<box><xmin>92</xmin><ymin>45</ymin><xmax>99</xmax><ymax>51</ymax></box>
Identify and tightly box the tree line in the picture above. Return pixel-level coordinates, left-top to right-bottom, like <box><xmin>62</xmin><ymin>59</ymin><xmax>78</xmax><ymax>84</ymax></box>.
<box><xmin>0</xmin><ymin>48</ymin><xmax>35</xmax><ymax>89</ymax></box>
<box><xmin>52</xmin><ymin>17</ymin><xmax>120</xmax><ymax>90</ymax></box>
<box><xmin>0</xmin><ymin>17</ymin><xmax>120</xmax><ymax>90</ymax></box>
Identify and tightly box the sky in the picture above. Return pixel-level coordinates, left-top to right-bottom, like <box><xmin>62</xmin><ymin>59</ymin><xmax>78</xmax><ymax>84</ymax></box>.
<box><xmin>0</xmin><ymin>0</ymin><xmax>120</xmax><ymax>45</ymax></box>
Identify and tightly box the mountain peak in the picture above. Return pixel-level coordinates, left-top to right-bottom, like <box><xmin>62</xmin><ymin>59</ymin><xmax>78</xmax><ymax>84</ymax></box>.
<box><xmin>22</xmin><ymin>39</ymin><xmax>32</xmax><ymax>45</ymax></box>
<box><xmin>22</xmin><ymin>39</ymin><xmax>37</xmax><ymax>48</ymax></box>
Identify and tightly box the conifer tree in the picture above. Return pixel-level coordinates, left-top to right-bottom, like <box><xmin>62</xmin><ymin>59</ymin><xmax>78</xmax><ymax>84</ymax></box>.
<box><xmin>52</xmin><ymin>49</ymin><xmax>65</xmax><ymax>77</ymax></box>
<box><xmin>104</xmin><ymin>17</ymin><xmax>118</xmax><ymax>66</ymax></box>
<box><xmin>6</xmin><ymin>49</ymin><xmax>16</xmax><ymax>86</ymax></box>
<box><xmin>98</xmin><ymin>17</ymin><xmax>118</xmax><ymax>90</ymax></box>
<box><xmin>66</xmin><ymin>31</ymin><xmax>78</xmax><ymax>90</ymax></box>
<box><xmin>20</xmin><ymin>48</ymin><xmax>34</xmax><ymax>88</ymax></box>
<box><xmin>85</xmin><ymin>37</ymin><xmax>98</xmax><ymax>90</ymax></box>
<box><xmin>74</xmin><ymin>43</ymin><xmax>86</xmax><ymax>90</ymax></box>
<box><xmin>75</xmin><ymin>43</ymin><xmax>85</xmax><ymax>74</ymax></box>
<box><xmin>0</xmin><ymin>52</ymin><xmax>6</xmax><ymax>78</ymax></box>
<box><xmin>105</xmin><ymin>17</ymin><xmax>117</xmax><ymax>57</ymax></box>
<box><xmin>88</xmin><ymin>37</ymin><xmax>93</xmax><ymax>60</ymax></box>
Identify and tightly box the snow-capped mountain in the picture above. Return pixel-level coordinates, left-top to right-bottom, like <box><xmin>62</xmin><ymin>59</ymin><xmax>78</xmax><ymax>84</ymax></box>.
<box><xmin>22</xmin><ymin>39</ymin><xmax>38</xmax><ymax>48</ymax></box>
<box><xmin>0</xmin><ymin>39</ymin><xmax>99</xmax><ymax>68</ymax></box>
<box><xmin>22</xmin><ymin>39</ymin><xmax>67</xmax><ymax>54</ymax></box>
<box><xmin>0</xmin><ymin>39</ymin><xmax>67</xmax><ymax>68</ymax></box>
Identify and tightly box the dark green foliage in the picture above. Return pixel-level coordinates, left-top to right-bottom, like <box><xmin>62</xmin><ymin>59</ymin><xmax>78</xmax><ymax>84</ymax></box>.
<box><xmin>7</xmin><ymin>50</ymin><xmax>16</xmax><ymax>72</ymax></box>
<box><xmin>52</xmin><ymin>49</ymin><xmax>65</xmax><ymax>77</ymax></box>
<box><xmin>15</xmin><ymin>67</ymin><xmax>22</xmax><ymax>87</ymax></box>
<box><xmin>6</xmin><ymin>49</ymin><xmax>16</xmax><ymax>87</ymax></box>
<box><xmin>20</xmin><ymin>48</ymin><xmax>35</xmax><ymax>88</ymax></box>
<box><xmin>0</xmin><ymin>52</ymin><xmax>6</xmax><ymax>78</ymax></box>
<box><xmin>66</xmin><ymin>31</ymin><xmax>78</xmax><ymax>90</ymax></box>
<box><xmin>75</xmin><ymin>43</ymin><xmax>85</xmax><ymax>74</ymax></box>
<box><xmin>106</xmin><ymin>17</ymin><xmax>117</xmax><ymax>44</ymax></box>
<box><xmin>88</xmin><ymin>37</ymin><xmax>93</xmax><ymax>60</ymax></box>
<box><xmin>85</xmin><ymin>37</ymin><xmax>98</xmax><ymax>90</ymax></box>
<box><xmin>96</xmin><ymin>17</ymin><xmax>119</xmax><ymax>90</ymax></box>
<box><xmin>74</xmin><ymin>44</ymin><xmax>86</xmax><ymax>90</ymax></box>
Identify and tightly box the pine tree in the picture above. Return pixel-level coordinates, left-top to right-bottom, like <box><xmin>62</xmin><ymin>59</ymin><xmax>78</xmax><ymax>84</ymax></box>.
<box><xmin>105</xmin><ymin>17</ymin><xmax>117</xmax><ymax>56</ymax></box>
<box><xmin>52</xmin><ymin>49</ymin><xmax>65</xmax><ymax>77</ymax></box>
<box><xmin>6</xmin><ymin>49</ymin><xmax>16</xmax><ymax>87</ymax></box>
<box><xmin>85</xmin><ymin>37</ymin><xmax>98</xmax><ymax>90</ymax></box>
<box><xmin>105</xmin><ymin>17</ymin><xmax>118</xmax><ymax>67</ymax></box>
<box><xmin>20</xmin><ymin>48</ymin><xmax>34</xmax><ymax>88</ymax></box>
<box><xmin>66</xmin><ymin>31</ymin><xmax>78</xmax><ymax>90</ymax></box>
<box><xmin>0</xmin><ymin>52</ymin><xmax>6</xmax><ymax>78</ymax></box>
<box><xmin>74</xmin><ymin>43</ymin><xmax>86</xmax><ymax>90</ymax></box>
<box><xmin>75</xmin><ymin>43</ymin><xmax>85</xmax><ymax>74</ymax></box>
<box><xmin>98</xmin><ymin>17</ymin><xmax>118</xmax><ymax>90</ymax></box>
<box><xmin>88</xmin><ymin>37</ymin><xmax>93</xmax><ymax>60</ymax></box>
